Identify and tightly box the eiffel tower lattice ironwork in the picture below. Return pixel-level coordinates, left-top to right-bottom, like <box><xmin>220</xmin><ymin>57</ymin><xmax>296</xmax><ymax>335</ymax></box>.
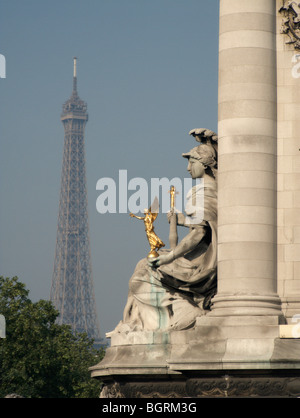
<box><xmin>51</xmin><ymin>58</ymin><xmax>101</xmax><ymax>343</ymax></box>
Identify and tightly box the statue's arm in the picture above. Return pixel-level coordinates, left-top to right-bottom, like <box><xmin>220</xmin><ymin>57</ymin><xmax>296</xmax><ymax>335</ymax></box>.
<box><xmin>149</xmin><ymin>226</ymin><xmax>207</xmax><ymax>268</ymax></box>
<box><xmin>130</xmin><ymin>213</ymin><xmax>144</xmax><ymax>220</ymax></box>
<box><xmin>171</xmin><ymin>227</ymin><xmax>206</xmax><ymax>259</ymax></box>
<box><xmin>167</xmin><ymin>211</ymin><xmax>189</xmax><ymax>228</ymax></box>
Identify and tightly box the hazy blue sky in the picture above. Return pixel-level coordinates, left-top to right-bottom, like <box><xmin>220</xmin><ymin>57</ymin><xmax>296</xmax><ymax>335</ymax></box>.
<box><xmin>0</xmin><ymin>0</ymin><xmax>219</xmax><ymax>337</ymax></box>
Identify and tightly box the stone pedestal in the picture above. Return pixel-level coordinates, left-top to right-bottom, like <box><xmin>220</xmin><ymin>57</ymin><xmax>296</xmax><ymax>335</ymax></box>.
<box><xmin>91</xmin><ymin>322</ymin><xmax>300</xmax><ymax>397</ymax></box>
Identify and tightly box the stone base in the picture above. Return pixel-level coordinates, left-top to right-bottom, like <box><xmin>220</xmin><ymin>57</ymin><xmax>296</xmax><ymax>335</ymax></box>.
<box><xmin>97</xmin><ymin>373</ymin><xmax>300</xmax><ymax>398</ymax></box>
<box><xmin>90</xmin><ymin>315</ymin><xmax>300</xmax><ymax>397</ymax></box>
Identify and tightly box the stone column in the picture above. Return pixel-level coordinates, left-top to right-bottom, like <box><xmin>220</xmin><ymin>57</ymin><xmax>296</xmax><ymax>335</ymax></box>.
<box><xmin>210</xmin><ymin>0</ymin><xmax>282</xmax><ymax>317</ymax></box>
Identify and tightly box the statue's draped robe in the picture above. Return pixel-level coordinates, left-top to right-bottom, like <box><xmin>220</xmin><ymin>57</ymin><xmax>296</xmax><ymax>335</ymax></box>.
<box><xmin>120</xmin><ymin>180</ymin><xmax>217</xmax><ymax>331</ymax></box>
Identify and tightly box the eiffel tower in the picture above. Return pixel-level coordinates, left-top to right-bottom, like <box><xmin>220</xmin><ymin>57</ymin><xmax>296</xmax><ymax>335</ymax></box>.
<box><xmin>51</xmin><ymin>58</ymin><xmax>101</xmax><ymax>344</ymax></box>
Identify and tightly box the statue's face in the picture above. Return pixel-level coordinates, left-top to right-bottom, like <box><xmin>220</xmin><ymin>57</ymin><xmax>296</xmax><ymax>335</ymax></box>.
<box><xmin>187</xmin><ymin>157</ymin><xmax>206</xmax><ymax>179</ymax></box>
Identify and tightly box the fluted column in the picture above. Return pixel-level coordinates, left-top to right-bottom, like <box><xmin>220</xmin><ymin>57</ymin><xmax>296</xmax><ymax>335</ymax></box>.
<box><xmin>210</xmin><ymin>0</ymin><xmax>282</xmax><ymax>317</ymax></box>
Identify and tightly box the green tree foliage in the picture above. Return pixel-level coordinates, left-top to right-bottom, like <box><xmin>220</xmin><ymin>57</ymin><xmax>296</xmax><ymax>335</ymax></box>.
<box><xmin>0</xmin><ymin>276</ymin><xmax>105</xmax><ymax>398</ymax></box>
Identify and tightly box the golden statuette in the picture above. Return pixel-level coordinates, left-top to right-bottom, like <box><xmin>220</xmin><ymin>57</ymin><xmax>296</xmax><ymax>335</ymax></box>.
<box><xmin>130</xmin><ymin>197</ymin><xmax>165</xmax><ymax>259</ymax></box>
<box><xmin>169</xmin><ymin>185</ymin><xmax>177</xmax><ymax>210</ymax></box>
<box><xmin>168</xmin><ymin>186</ymin><xmax>179</xmax><ymax>249</ymax></box>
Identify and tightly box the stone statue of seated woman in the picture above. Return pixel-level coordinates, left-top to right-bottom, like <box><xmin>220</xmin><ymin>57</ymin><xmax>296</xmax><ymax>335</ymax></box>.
<box><xmin>113</xmin><ymin>131</ymin><xmax>218</xmax><ymax>332</ymax></box>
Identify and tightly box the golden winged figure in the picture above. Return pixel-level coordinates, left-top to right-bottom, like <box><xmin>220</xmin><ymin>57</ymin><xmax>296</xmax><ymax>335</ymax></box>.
<box><xmin>130</xmin><ymin>197</ymin><xmax>165</xmax><ymax>259</ymax></box>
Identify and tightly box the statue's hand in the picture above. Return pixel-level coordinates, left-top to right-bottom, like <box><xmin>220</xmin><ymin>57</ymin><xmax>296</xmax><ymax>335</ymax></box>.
<box><xmin>129</xmin><ymin>213</ymin><xmax>134</xmax><ymax>217</ymax></box>
<box><xmin>148</xmin><ymin>253</ymin><xmax>173</xmax><ymax>268</ymax></box>
<box><xmin>167</xmin><ymin>211</ymin><xmax>175</xmax><ymax>224</ymax></box>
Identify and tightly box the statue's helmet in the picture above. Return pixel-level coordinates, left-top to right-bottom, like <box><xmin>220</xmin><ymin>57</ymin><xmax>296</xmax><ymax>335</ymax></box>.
<box><xmin>182</xmin><ymin>143</ymin><xmax>216</xmax><ymax>169</ymax></box>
